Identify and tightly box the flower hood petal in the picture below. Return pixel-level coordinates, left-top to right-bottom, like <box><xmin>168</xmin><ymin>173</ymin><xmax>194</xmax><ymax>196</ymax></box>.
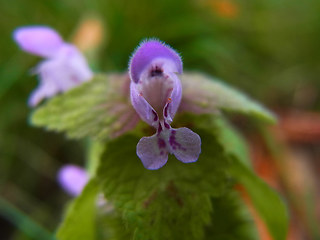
<box><xmin>129</xmin><ymin>39</ymin><xmax>182</xmax><ymax>84</ymax></box>
<box><xmin>13</xmin><ymin>26</ymin><xmax>64</xmax><ymax>58</ymax></box>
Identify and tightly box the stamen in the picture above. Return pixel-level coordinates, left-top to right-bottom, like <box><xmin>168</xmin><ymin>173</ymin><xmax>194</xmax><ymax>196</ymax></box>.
<box><xmin>150</xmin><ymin>65</ymin><xmax>163</xmax><ymax>77</ymax></box>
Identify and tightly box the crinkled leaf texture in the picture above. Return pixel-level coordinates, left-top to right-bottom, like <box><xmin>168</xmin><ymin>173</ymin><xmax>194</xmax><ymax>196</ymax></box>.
<box><xmin>180</xmin><ymin>72</ymin><xmax>276</xmax><ymax>124</ymax></box>
<box><xmin>55</xmin><ymin>115</ymin><xmax>286</xmax><ymax>240</ymax></box>
<box><xmin>174</xmin><ymin>114</ymin><xmax>288</xmax><ymax>240</ymax></box>
<box><xmin>96</xmin><ymin>129</ymin><xmax>231</xmax><ymax>240</ymax></box>
<box><xmin>31</xmin><ymin>72</ymin><xmax>275</xmax><ymax>141</ymax></box>
<box><xmin>31</xmin><ymin>74</ymin><xmax>139</xmax><ymax>141</ymax></box>
<box><xmin>35</xmin><ymin>71</ymin><xmax>284</xmax><ymax>239</ymax></box>
<box><xmin>56</xmin><ymin>178</ymin><xmax>99</xmax><ymax>240</ymax></box>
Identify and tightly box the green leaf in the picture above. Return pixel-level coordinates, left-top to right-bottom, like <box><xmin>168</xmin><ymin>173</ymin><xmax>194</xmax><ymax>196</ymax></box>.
<box><xmin>174</xmin><ymin>114</ymin><xmax>250</xmax><ymax>168</ymax></box>
<box><xmin>96</xmin><ymin>129</ymin><xmax>231</xmax><ymax>240</ymax></box>
<box><xmin>56</xmin><ymin>178</ymin><xmax>99</xmax><ymax>240</ymax></box>
<box><xmin>181</xmin><ymin>72</ymin><xmax>276</xmax><ymax>124</ymax></box>
<box><xmin>213</xmin><ymin>118</ymin><xmax>288</xmax><ymax>240</ymax></box>
<box><xmin>31</xmin><ymin>74</ymin><xmax>139</xmax><ymax>141</ymax></box>
<box><xmin>229</xmin><ymin>159</ymin><xmax>288</xmax><ymax>240</ymax></box>
<box><xmin>31</xmin><ymin>72</ymin><xmax>275</xmax><ymax>142</ymax></box>
<box><xmin>98</xmin><ymin>211</ymin><xmax>134</xmax><ymax>240</ymax></box>
<box><xmin>205</xmin><ymin>192</ymin><xmax>259</xmax><ymax>240</ymax></box>
<box><xmin>213</xmin><ymin>118</ymin><xmax>252</xmax><ymax>168</ymax></box>
<box><xmin>177</xmin><ymin>114</ymin><xmax>287</xmax><ymax>240</ymax></box>
<box><xmin>86</xmin><ymin>140</ymin><xmax>105</xmax><ymax>176</ymax></box>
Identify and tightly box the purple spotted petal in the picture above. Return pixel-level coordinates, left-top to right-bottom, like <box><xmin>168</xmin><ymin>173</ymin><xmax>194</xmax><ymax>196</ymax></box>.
<box><xmin>57</xmin><ymin>165</ymin><xmax>89</xmax><ymax>197</ymax></box>
<box><xmin>137</xmin><ymin>134</ymin><xmax>169</xmax><ymax>170</ymax></box>
<box><xmin>28</xmin><ymin>44</ymin><xmax>93</xmax><ymax>106</ymax></box>
<box><xmin>169</xmin><ymin>127</ymin><xmax>201</xmax><ymax>163</ymax></box>
<box><xmin>129</xmin><ymin>39</ymin><xmax>182</xmax><ymax>83</ymax></box>
<box><xmin>13</xmin><ymin>26</ymin><xmax>64</xmax><ymax>58</ymax></box>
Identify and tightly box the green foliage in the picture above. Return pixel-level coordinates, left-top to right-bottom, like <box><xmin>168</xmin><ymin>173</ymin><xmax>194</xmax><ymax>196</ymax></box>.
<box><xmin>56</xmin><ymin>179</ymin><xmax>99</xmax><ymax>240</ymax></box>
<box><xmin>31</xmin><ymin>74</ymin><xmax>137</xmax><ymax>141</ymax></box>
<box><xmin>87</xmin><ymin>141</ymin><xmax>105</xmax><ymax>176</ymax></box>
<box><xmin>96</xmin><ymin>130</ymin><xmax>231</xmax><ymax>240</ymax></box>
<box><xmin>181</xmin><ymin>73</ymin><xmax>276</xmax><ymax>124</ymax></box>
<box><xmin>205</xmin><ymin>192</ymin><xmax>258</xmax><ymax>240</ymax></box>
<box><xmin>98</xmin><ymin>212</ymin><xmax>133</xmax><ymax>240</ymax></box>
<box><xmin>31</xmin><ymin>72</ymin><xmax>275</xmax><ymax>143</ymax></box>
<box><xmin>213</xmin><ymin>118</ymin><xmax>252</xmax><ymax>168</ymax></box>
<box><xmin>228</xmin><ymin>159</ymin><xmax>288</xmax><ymax>240</ymax></box>
<box><xmin>31</xmin><ymin>70</ymin><xmax>284</xmax><ymax>239</ymax></box>
<box><xmin>176</xmin><ymin>114</ymin><xmax>288</xmax><ymax>240</ymax></box>
<box><xmin>54</xmin><ymin>112</ymin><xmax>287</xmax><ymax>240</ymax></box>
<box><xmin>214</xmin><ymin>119</ymin><xmax>289</xmax><ymax>240</ymax></box>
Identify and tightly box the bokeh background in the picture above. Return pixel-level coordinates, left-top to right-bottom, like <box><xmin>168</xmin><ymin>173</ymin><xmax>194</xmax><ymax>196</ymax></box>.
<box><xmin>1</xmin><ymin>0</ymin><xmax>320</xmax><ymax>239</ymax></box>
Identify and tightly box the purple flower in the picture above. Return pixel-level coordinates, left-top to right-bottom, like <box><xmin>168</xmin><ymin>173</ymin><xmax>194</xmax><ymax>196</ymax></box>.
<box><xmin>13</xmin><ymin>26</ymin><xmax>93</xmax><ymax>106</ymax></box>
<box><xmin>57</xmin><ymin>164</ymin><xmax>89</xmax><ymax>197</ymax></box>
<box><xmin>129</xmin><ymin>40</ymin><xmax>201</xmax><ymax>170</ymax></box>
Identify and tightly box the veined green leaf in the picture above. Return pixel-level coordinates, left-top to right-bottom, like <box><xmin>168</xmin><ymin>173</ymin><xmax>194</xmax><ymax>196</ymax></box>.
<box><xmin>96</xmin><ymin>129</ymin><xmax>231</xmax><ymax>240</ymax></box>
<box><xmin>31</xmin><ymin>74</ymin><xmax>139</xmax><ymax>141</ymax></box>
<box><xmin>180</xmin><ymin>72</ymin><xmax>276</xmax><ymax>124</ymax></box>
<box><xmin>31</xmin><ymin>72</ymin><xmax>275</xmax><ymax>142</ymax></box>
<box><xmin>177</xmin><ymin>114</ymin><xmax>287</xmax><ymax>240</ymax></box>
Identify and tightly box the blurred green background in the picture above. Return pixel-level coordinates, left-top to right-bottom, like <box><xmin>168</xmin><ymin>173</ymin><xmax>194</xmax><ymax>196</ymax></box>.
<box><xmin>1</xmin><ymin>0</ymin><xmax>319</xmax><ymax>239</ymax></box>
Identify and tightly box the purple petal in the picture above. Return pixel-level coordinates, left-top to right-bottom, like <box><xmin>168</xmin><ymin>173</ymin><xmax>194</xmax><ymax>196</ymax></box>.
<box><xmin>130</xmin><ymin>81</ymin><xmax>159</xmax><ymax>127</ymax></box>
<box><xmin>137</xmin><ymin>134</ymin><xmax>168</xmax><ymax>170</ymax></box>
<box><xmin>129</xmin><ymin>39</ymin><xmax>182</xmax><ymax>83</ymax></box>
<box><xmin>57</xmin><ymin>165</ymin><xmax>89</xmax><ymax>197</ymax></box>
<box><xmin>129</xmin><ymin>40</ymin><xmax>183</xmax><ymax>125</ymax></box>
<box><xmin>13</xmin><ymin>26</ymin><xmax>64</xmax><ymax>58</ymax></box>
<box><xmin>163</xmin><ymin>73</ymin><xmax>182</xmax><ymax>123</ymax></box>
<box><xmin>59</xmin><ymin>44</ymin><xmax>93</xmax><ymax>84</ymax></box>
<box><xmin>169</xmin><ymin>127</ymin><xmax>201</xmax><ymax>163</ymax></box>
<box><xmin>28</xmin><ymin>44</ymin><xmax>93</xmax><ymax>106</ymax></box>
<box><xmin>28</xmin><ymin>78</ymin><xmax>59</xmax><ymax>106</ymax></box>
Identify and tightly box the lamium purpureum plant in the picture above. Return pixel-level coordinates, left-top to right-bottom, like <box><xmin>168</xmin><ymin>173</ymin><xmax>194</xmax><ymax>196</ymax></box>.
<box><xmin>14</xmin><ymin>25</ymin><xmax>288</xmax><ymax>240</ymax></box>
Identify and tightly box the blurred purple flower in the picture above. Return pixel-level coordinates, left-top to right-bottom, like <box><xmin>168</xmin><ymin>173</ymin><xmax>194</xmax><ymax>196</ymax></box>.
<box><xmin>129</xmin><ymin>40</ymin><xmax>201</xmax><ymax>170</ymax></box>
<box><xmin>57</xmin><ymin>164</ymin><xmax>89</xmax><ymax>197</ymax></box>
<box><xmin>13</xmin><ymin>26</ymin><xmax>93</xmax><ymax>106</ymax></box>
